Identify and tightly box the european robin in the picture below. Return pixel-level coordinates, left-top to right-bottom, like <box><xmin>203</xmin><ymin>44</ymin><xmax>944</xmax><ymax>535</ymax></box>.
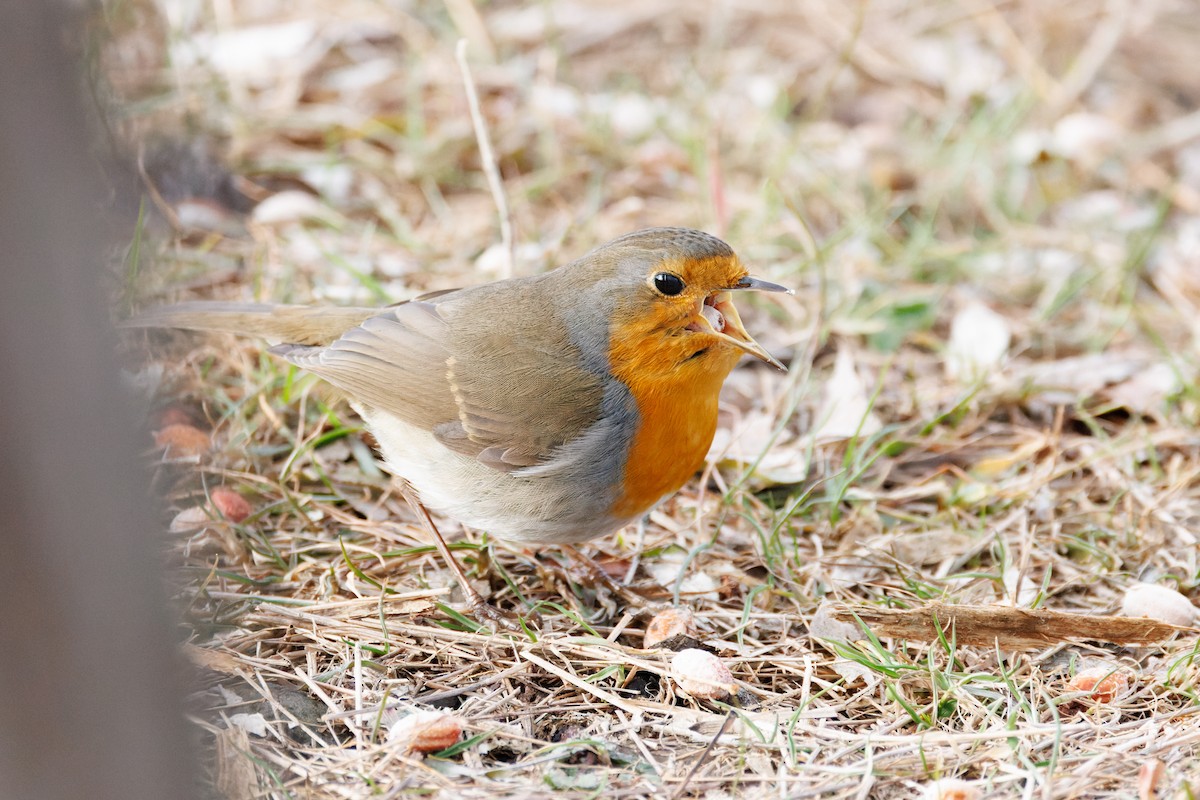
<box><xmin>131</xmin><ymin>227</ymin><xmax>789</xmax><ymax>625</ymax></box>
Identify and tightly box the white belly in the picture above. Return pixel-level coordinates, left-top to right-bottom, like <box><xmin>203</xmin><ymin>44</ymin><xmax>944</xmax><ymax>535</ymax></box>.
<box><xmin>362</xmin><ymin>408</ymin><xmax>631</xmax><ymax>544</ymax></box>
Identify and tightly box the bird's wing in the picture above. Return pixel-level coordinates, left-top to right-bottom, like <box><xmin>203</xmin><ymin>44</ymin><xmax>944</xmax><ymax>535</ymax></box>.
<box><xmin>273</xmin><ymin>291</ymin><xmax>605</xmax><ymax>472</ymax></box>
<box><xmin>272</xmin><ymin>301</ymin><xmax>456</xmax><ymax>435</ymax></box>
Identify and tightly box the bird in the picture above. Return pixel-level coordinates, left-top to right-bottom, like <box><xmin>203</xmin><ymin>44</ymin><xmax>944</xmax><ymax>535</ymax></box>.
<box><xmin>129</xmin><ymin>227</ymin><xmax>790</xmax><ymax>626</ymax></box>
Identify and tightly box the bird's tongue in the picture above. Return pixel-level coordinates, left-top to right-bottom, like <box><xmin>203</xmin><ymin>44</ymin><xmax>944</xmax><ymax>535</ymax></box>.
<box><xmin>691</xmin><ymin>291</ymin><xmax>786</xmax><ymax>371</ymax></box>
<box><xmin>699</xmin><ymin>302</ymin><xmax>726</xmax><ymax>333</ymax></box>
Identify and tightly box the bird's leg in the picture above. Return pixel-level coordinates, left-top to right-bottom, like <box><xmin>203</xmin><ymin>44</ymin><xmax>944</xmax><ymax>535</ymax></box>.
<box><xmin>560</xmin><ymin>544</ymin><xmax>649</xmax><ymax>608</ymax></box>
<box><xmin>399</xmin><ymin>487</ymin><xmax>523</xmax><ymax>632</ymax></box>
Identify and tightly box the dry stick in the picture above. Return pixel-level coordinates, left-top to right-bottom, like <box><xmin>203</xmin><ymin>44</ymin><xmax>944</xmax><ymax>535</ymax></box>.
<box><xmin>456</xmin><ymin>38</ymin><xmax>514</xmax><ymax>280</ymax></box>
<box><xmin>828</xmin><ymin>602</ymin><xmax>1195</xmax><ymax>650</ymax></box>
<box><xmin>670</xmin><ymin>710</ymin><xmax>735</xmax><ymax>800</ymax></box>
<box><xmin>1044</xmin><ymin>0</ymin><xmax>1132</xmax><ymax>119</ymax></box>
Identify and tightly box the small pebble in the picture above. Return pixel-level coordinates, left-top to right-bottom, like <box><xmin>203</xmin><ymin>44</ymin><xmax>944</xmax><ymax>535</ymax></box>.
<box><xmin>154</xmin><ymin>423</ymin><xmax>211</xmax><ymax>457</ymax></box>
<box><xmin>387</xmin><ymin>711</ymin><xmax>463</xmax><ymax>754</ymax></box>
<box><xmin>211</xmin><ymin>488</ymin><xmax>253</xmax><ymax>523</ymax></box>
<box><xmin>1064</xmin><ymin>665</ymin><xmax>1129</xmax><ymax>703</ymax></box>
<box><xmin>921</xmin><ymin>778</ymin><xmax>981</xmax><ymax>800</ymax></box>
<box><xmin>644</xmin><ymin>606</ymin><xmax>696</xmax><ymax>648</ymax></box>
<box><xmin>670</xmin><ymin>648</ymin><xmax>734</xmax><ymax>700</ymax></box>
<box><xmin>1121</xmin><ymin>582</ymin><xmax>1197</xmax><ymax>626</ymax></box>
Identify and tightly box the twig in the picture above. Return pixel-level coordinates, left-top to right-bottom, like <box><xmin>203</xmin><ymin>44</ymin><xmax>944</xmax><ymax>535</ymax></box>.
<box><xmin>456</xmin><ymin>38</ymin><xmax>514</xmax><ymax>279</ymax></box>
<box><xmin>136</xmin><ymin>145</ymin><xmax>182</xmax><ymax>231</ymax></box>
<box><xmin>707</xmin><ymin>133</ymin><xmax>727</xmax><ymax>237</ymax></box>
<box><xmin>520</xmin><ymin>650</ymin><xmax>642</xmax><ymax>715</ymax></box>
<box><xmin>1127</xmin><ymin>106</ymin><xmax>1200</xmax><ymax>159</ymax></box>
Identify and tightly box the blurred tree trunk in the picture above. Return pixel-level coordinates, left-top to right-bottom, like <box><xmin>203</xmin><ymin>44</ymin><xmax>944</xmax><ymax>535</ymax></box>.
<box><xmin>0</xmin><ymin>5</ymin><xmax>198</xmax><ymax>799</ymax></box>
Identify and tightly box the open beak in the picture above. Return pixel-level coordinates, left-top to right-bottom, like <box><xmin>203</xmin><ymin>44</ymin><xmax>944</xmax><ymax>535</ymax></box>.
<box><xmin>689</xmin><ymin>276</ymin><xmax>791</xmax><ymax>371</ymax></box>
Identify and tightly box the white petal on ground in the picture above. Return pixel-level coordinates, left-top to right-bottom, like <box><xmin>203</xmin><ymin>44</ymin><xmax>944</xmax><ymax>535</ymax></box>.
<box><xmin>228</xmin><ymin>713</ymin><xmax>270</xmax><ymax>737</ymax></box>
<box><xmin>251</xmin><ymin>191</ymin><xmax>333</xmax><ymax>225</ymax></box>
<box><xmin>647</xmin><ymin>552</ymin><xmax>719</xmax><ymax>602</ymax></box>
<box><xmin>185</xmin><ymin>21</ymin><xmax>319</xmax><ymax>79</ymax></box>
<box><xmin>1000</xmin><ymin>565</ymin><xmax>1041</xmax><ymax>608</ymax></box>
<box><xmin>812</xmin><ymin>346</ymin><xmax>882</xmax><ymax>442</ymax></box>
<box><xmin>1051</xmin><ymin>112</ymin><xmax>1121</xmax><ymax>166</ymax></box>
<box><xmin>945</xmin><ymin>302</ymin><xmax>1011</xmax><ymax>382</ymax></box>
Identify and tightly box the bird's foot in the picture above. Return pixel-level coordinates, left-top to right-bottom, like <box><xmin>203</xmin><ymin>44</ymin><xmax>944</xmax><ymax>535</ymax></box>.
<box><xmin>559</xmin><ymin>545</ymin><xmax>650</xmax><ymax>609</ymax></box>
<box><xmin>462</xmin><ymin>594</ymin><xmax>540</xmax><ymax>633</ymax></box>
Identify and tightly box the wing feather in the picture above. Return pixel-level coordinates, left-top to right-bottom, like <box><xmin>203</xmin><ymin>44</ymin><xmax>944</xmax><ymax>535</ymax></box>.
<box><xmin>273</xmin><ymin>284</ymin><xmax>608</xmax><ymax>473</ymax></box>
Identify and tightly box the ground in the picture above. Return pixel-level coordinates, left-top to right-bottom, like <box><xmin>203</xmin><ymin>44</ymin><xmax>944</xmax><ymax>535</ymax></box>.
<box><xmin>102</xmin><ymin>1</ymin><xmax>1199</xmax><ymax>797</ymax></box>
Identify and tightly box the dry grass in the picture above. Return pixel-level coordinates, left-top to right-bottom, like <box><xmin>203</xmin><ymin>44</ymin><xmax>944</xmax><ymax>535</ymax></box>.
<box><xmin>101</xmin><ymin>1</ymin><xmax>1200</xmax><ymax>797</ymax></box>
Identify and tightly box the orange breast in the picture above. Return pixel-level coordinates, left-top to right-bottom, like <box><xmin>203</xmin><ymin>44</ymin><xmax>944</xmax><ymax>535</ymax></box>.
<box><xmin>610</xmin><ymin>381</ymin><xmax>721</xmax><ymax>518</ymax></box>
<box><xmin>607</xmin><ymin>331</ymin><xmax>740</xmax><ymax>520</ymax></box>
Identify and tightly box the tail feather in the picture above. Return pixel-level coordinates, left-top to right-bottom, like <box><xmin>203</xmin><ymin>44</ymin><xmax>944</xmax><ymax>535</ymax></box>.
<box><xmin>123</xmin><ymin>302</ymin><xmax>380</xmax><ymax>346</ymax></box>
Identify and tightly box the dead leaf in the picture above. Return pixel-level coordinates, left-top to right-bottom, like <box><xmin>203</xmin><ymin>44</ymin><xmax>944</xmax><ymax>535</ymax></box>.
<box><xmin>809</xmin><ymin>601</ymin><xmax>878</xmax><ymax>686</ymax></box>
<box><xmin>1104</xmin><ymin>362</ymin><xmax>1185</xmax><ymax>416</ymax></box>
<box><xmin>214</xmin><ymin>726</ymin><xmax>262</xmax><ymax>800</ymax></box>
<box><xmin>865</xmin><ymin>528</ymin><xmax>973</xmax><ymax>566</ymax></box>
<box><xmin>709</xmin><ymin>409</ymin><xmax>810</xmax><ymax>487</ymax></box>
<box><xmin>647</xmin><ymin>553</ymin><xmax>719</xmax><ymax>601</ymax></box>
<box><xmin>183</xmin><ymin>644</ymin><xmax>245</xmax><ymax>675</ymax></box>
<box><xmin>1004</xmin><ymin>353</ymin><xmax>1145</xmax><ymax>404</ymax></box>
<box><xmin>169</xmin><ymin>506</ymin><xmax>212</xmax><ymax>533</ymax></box>
<box><xmin>229</xmin><ymin>712</ymin><xmax>269</xmax><ymax>737</ymax></box>
<box><xmin>812</xmin><ymin>346</ymin><xmax>882</xmax><ymax>443</ymax></box>
<box><xmin>1000</xmin><ymin>565</ymin><xmax>1041</xmax><ymax>608</ymax></box>
<box><xmin>179</xmin><ymin>20</ymin><xmax>320</xmax><ymax>81</ymax></box>
<box><xmin>1138</xmin><ymin>759</ymin><xmax>1165</xmax><ymax>800</ymax></box>
<box><xmin>251</xmin><ymin>190</ymin><xmax>333</xmax><ymax>225</ymax></box>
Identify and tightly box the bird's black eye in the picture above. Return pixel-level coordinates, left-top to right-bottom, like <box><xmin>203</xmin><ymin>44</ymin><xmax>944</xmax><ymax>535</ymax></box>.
<box><xmin>653</xmin><ymin>272</ymin><xmax>685</xmax><ymax>296</ymax></box>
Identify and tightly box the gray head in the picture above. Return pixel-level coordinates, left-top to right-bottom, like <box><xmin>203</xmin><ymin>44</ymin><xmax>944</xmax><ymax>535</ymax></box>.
<box><xmin>547</xmin><ymin>227</ymin><xmax>788</xmax><ymax>376</ymax></box>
